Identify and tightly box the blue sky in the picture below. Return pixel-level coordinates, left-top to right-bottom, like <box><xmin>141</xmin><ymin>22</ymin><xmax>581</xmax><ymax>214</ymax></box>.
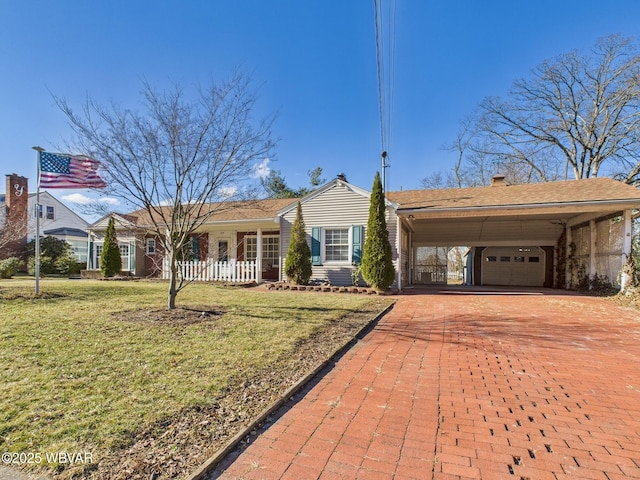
<box><xmin>1</xmin><ymin>0</ymin><xmax>639</xmax><ymax>218</ymax></box>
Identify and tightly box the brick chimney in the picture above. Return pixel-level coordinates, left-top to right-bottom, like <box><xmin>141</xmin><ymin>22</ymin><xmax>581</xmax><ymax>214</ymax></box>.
<box><xmin>491</xmin><ymin>174</ymin><xmax>507</xmax><ymax>186</ymax></box>
<box><xmin>2</xmin><ymin>174</ymin><xmax>29</xmax><ymax>258</ymax></box>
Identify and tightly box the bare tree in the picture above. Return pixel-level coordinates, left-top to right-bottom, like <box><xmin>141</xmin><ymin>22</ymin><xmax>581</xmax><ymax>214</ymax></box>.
<box><xmin>0</xmin><ymin>220</ymin><xmax>27</xmax><ymax>258</ymax></box>
<box><xmin>0</xmin><ymin>204</ymin><xmax>27</xmax><ymax>259</ymax></box>
<box><xmin>56</xmin><ymin>72</ymin><xmax>276</xmax><ymax>308</ymax></box>
<box><xmin>421</xmin><ymin>117</ymin><xmax>471</xmax><ymax>189</ymax></box>
<box><xmin>475</xmin><ymin>34</ymin><xmax>640</xmax><ymax>185</ymax></box>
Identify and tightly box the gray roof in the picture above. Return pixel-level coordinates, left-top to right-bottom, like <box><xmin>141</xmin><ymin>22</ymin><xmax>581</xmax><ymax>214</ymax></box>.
<box><xmin>43</xmin><ymin>227</ymin><xmax>88</xmax><ymax>238</ymax></box>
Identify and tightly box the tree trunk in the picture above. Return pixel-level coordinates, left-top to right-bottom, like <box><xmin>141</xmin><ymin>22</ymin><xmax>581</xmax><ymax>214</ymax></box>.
<box><xmin>167</xmin><ymin>250</ymin><xmax>178</xmax><ymax>309</ymax></box>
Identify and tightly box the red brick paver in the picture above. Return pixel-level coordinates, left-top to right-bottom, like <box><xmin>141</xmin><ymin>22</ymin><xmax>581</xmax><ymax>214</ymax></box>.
<box><xmin>212</xmin><ymin>289</ymin><xmax>640</xmax><ymax>479</ymax></box>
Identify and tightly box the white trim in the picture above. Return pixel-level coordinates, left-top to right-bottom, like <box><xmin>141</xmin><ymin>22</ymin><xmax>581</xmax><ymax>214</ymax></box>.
<box><xmin>397</xmin><ymin>198</ymin><xmax>640</xmax><ymax>217</ymax></box>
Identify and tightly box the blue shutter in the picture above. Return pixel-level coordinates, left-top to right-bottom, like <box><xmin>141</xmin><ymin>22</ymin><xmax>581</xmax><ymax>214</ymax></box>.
<box><xmin>311</xmin><ymin>227</ymin><xmax>321</xmax><ymax>265</ymax></box>
<box><xmin>351</xmin><ymin>225</ymin><xmax>362</xmax><ymax>264</ymax></box>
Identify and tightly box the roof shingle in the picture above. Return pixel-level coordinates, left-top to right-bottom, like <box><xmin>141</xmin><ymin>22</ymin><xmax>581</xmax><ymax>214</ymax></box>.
<box><xmin>386</xmin><ymin>178</ymin><xmax>640</xmax><ymax>211</ymax></box>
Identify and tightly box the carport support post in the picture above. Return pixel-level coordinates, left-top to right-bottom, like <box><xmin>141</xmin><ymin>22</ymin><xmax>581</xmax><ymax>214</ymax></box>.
<box><xmin>622</xmin><ymin>210</ymin><xmax>633</xmax><ymax>290</ymax></box>
<box><xmin>565</xmin><ymin>226</ymin><xmax>572</xmax><ymax>289</ymax></box>
<box><xmin>396</xmin><ymin>215</ymin><xmax>402</xmax><ymax>291</ymax></box>
<box><xmin>589</xmin><ymin>220</ymin><xmax>597</xmax><ymax>287</ymax></box>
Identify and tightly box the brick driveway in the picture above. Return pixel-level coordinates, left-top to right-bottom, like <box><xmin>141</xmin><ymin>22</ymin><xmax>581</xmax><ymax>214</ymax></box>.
<box><xmin>212</xmin><ymin>288</ymin><xmax>640</xmax><ymax>479</ymax></box>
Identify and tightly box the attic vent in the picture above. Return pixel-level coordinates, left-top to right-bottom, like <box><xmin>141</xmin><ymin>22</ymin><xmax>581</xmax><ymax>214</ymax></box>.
<box><xmin>491</xmin><ymin>174</ymin><xmax>507</xmax><ymax>186</ymax></box>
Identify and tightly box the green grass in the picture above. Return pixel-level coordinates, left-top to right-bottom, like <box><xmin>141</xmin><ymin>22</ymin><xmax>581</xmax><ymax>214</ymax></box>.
<box><xmin>0</xmin><ymin>278</ymin><xmax>391</xmax><ymax>476</ymax></box>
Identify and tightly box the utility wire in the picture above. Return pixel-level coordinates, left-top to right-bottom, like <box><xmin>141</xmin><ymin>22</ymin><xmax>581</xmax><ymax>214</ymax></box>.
<box><xmin>374</xmin><ymin>0</ymin><xmax>397</xmax><ymax>191</ymax></box>
<box><xmin>374</xmin><ymin>0</ymin><xmax>386</xmax><ymax>152</ymax></box>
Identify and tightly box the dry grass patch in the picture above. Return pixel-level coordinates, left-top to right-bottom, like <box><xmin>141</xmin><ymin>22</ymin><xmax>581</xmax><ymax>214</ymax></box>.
<box><xmin>0</xmin><ymin>279</ymin><xmax>392</xmax><ymax>479</ymax></box>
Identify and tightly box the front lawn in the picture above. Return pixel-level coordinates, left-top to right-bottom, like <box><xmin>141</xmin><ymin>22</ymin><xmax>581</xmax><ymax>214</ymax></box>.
<box><xmin>0</xmin><ymin>279</ymin><xmax>392</xmax><ymax>479</ymax></box>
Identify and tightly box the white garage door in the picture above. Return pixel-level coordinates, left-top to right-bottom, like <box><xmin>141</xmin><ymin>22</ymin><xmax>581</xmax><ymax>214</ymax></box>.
<box><xmin>482</xmin><ymin>247</ymin><xmax>545</xmax><ymax>287</ymax></box>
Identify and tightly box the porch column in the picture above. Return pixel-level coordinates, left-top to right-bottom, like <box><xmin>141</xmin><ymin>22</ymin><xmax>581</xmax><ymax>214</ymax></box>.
<box><xmin>409</xmin><ymin>229</ymin><xmax>413</xmax><ymax>286</ymax></box>
<box><xmin>87</xmin><ymin>236</ymin><xmax>94</xmax><ymax>269</ymax></box>
<box><xmin>565</xmin><ymin>226</ymin><xmax>572</xmax><ymax>289</ymax></box>
<box><xmin>589</xmin><ymin>219</ymin><xmax>597</xmax><ymax>286</ymax></box>
<box><xmin>396</xmin><ymin>215</ymin><xmax>402</xmax><ymax>291</ymax></box>
<box><xmin>621</xmin><ymin>210</ymin><xmax>633</xmax><ymax>291</ymax></box>
<box><xmin>256</xmin><ymin>228</ymin><xmax>263</xmax><ymax>283</ymax></box>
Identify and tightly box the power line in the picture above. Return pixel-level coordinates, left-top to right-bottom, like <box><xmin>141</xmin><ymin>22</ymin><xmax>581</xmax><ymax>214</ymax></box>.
<box><xmin>373</xmin><ymin>0</ymin><xmax>397</xmax><ymax>191</ymax></box>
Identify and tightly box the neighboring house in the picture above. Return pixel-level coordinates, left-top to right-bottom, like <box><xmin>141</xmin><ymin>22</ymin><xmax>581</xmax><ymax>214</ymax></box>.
<box><xmin>86</xmin><ymin>174</ymin><xmax>640</xmax><ymax>290</ymax></box>
<box><xmin>1</xmin><ymin>173</ymin><xmax>90</xmax><ymax>262</ymax></box>
<box><xmin>27</xmin><ymin>191</ymin><xmax>89</xmax><ymax>263</ymax></box>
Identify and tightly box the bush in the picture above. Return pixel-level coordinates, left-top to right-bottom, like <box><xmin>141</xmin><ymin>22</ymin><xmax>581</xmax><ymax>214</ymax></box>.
<box><xmin>284</xmin><ymin>202</ymin><xmax>312</xmax><ymax>285</ymax></box>
<box><xmin>0</xmin><ymin>257</ymin><xmax>23</xmax><ymax>279</ymax></box>
<box><xmin>24</xmin><ymin>236</ymin><xmax>77</xmax><ymax>276</ymax></box>
<box><xmin>361</xmin><ymin>172</ymin><xmax>395</xmax><ymax>291</ymax></box>
<box><xmin>101</xmin><ymin>217</ymin><xmax>122</xmax><ymax>277</ymax></box>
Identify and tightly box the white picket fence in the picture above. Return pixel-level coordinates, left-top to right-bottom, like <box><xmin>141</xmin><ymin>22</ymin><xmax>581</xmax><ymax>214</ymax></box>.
<box><xmin>162</xmin><ymin>259</ymin><xmax>257</xmax><ymax>282</ymax></box>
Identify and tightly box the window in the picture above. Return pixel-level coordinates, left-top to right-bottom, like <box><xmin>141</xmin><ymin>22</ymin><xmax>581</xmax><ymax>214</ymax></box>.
<box><xmin>310</xmin><ymin>226</ymin><xmax>362</xmax><ymax>266</ymax></box>
<box><xmin>529</xmin><ymin>256</ymin><xmax>540</xmax><ymax>263</ymax></box>
<box><xmin>515</xmin><ymin>256</ymin><xmax>525</xmax><ymax>263</ymax></box>
<box><xmin>325</xmin><ymin>228</ymin><xmax>349</xmax><ymax>262</ymax></box>
<box><xmin>119</xmin><ymin>244</ymin><xmax>130</xmax><ymax>271</ymax></box>
<box><xmin>486</xmin><ymin>256</ymin><xmax>497</xmax><ymax>262</ymax></box>
<box><xmin>68</xmin><ymin>239</ymin><xmax>88</xmax><ymax>263</ymax></box>
<box><xmin>263</xmin><ymin>237</ymin><xmax>279</xmax><ymax>266</ymax></box>
<box><xmin>35</xmin><ymin>205</ymin><xmax>55</xmax><ymax>219</ymax></box>
<box><xmin>500</xmin><ymin>256</ymin><xmax>511</xmax><ymax>262</ymax></box>
<box><xmin>146</xmin><ymin>238</ymin><xmax>156</xmax><ymax>255</ymax></box>
<box><xmin>245</xmin><ymin>236</ymin><xmax>279</xmax><ymax>266</ymax></box>
<box><xmin>245</xmin><ymin>238</ymin><xmax>256</xmax><ymax>261</ymax></box>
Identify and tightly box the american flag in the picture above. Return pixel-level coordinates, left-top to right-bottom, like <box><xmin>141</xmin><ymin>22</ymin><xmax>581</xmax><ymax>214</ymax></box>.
<box><xmin>39</xmin><ymin>152</ymin><xmax>106</xmax><ymax>189</ymax></box>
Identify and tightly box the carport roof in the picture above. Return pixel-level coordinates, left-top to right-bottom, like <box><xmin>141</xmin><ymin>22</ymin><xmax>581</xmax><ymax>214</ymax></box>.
<box><xmin>387</xmin><ymin>177</ymin><xmax>640</xmax><ymax>215</ymax></box>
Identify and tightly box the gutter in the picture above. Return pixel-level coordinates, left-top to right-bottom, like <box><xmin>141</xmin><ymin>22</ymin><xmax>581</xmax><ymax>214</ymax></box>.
<box><xmin>397</xmin><ymin>198</ymin><xmax>640</xmax><ymax>216</ymax></box>
<box><xmin>135</xmin><ymin>217</ymin><xmax>281</xmax><ymax>229</ymax></box>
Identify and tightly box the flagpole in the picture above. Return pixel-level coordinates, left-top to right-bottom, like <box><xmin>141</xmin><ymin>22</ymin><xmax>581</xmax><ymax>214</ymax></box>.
<box><xmin>32</xmin><ymin>146</ymin><xmax>44</xmax><ymax>294</ymax></box>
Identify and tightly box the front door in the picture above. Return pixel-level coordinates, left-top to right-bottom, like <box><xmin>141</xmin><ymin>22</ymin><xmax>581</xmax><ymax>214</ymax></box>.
<box><xmin>217</xmin><ymin>240</ymin><xmax>229</xmax><ymax>262</ymax></box>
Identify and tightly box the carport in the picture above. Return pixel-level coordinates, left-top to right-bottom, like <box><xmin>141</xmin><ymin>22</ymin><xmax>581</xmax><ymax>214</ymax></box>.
<box><xmin>387</xmin><ymin>176</ymin><xmax>640</xmax><ymax>289</ymax></box>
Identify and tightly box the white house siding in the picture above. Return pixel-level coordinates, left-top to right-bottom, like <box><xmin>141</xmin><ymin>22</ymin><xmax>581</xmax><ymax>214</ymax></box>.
<box><xmin>27</xmin><ymin>192</ymin><xmax>88</xmax><ymax>241</ymax></box>
<box><xmin>280</xmin><ymin>182</ymin><xmax>398</xmax><ymax>286</ymax></box>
